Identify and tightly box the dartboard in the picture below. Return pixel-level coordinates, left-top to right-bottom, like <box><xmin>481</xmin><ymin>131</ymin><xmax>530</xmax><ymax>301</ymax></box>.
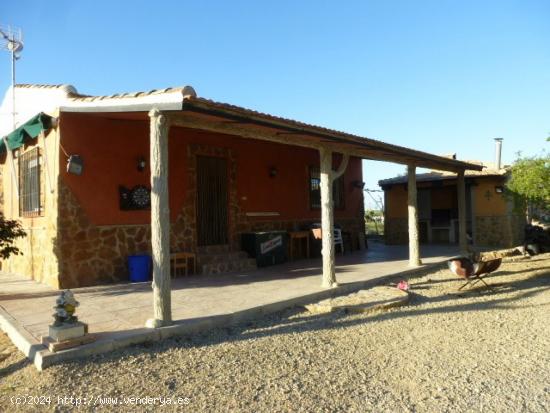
<box><xmin>131</xmin><ymin>185</ymin><xmax>151</xmax><ymax>208</ymax></box>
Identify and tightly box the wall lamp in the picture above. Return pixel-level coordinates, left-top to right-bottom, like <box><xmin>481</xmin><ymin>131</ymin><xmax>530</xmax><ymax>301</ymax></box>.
<box><xmin>494</xmin><ymin>186</ymin><xmax>504</xmax><ymax>194</ymax></box>
<box><xmin>269</xmin><ymin>166</ymin><xmax>277</xmax><ymax>178</ymax></box>
<box><xmin>137</xmin><ymin>156</ymin><xmax>147</xmax><ymax>172</ymax></box>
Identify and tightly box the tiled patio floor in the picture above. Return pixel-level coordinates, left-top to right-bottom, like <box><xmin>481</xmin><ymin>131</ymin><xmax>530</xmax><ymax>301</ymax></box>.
<box><xmin>0</xmin><ymin>241</ymin><xmax>460</xmax><ymax>345</ymax></box>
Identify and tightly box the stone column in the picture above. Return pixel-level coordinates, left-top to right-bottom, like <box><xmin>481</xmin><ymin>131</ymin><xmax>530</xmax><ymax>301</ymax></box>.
<box><xmin>320</xmin><ymin>147</ymin><xmax>337</xmax><ymax>288</ymax></box>
<box><xmin>407</xmin><ymin>165</ymin><xmax>422</xmax><ymax>267</ymax></box>
<box><xmin>457</xmin><ymin>170</ymin><xmax>468</xmax><ymax>254</ymax></box>
<box><xmin>146</xmin><ymin>109</ymin><xmax>172</xmax><ymax>328</ymax></box>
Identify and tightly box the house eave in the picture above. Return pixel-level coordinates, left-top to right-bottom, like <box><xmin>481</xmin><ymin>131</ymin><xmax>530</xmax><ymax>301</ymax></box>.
<box><xmin>177</xmin><ymin>98</ymin><xmax>484</xmax><ymax>173</ymax></box>
<box><xmin>56</xmin><ymin>87</ymin><xmax>482</xmax><ymax>173</ymax></box>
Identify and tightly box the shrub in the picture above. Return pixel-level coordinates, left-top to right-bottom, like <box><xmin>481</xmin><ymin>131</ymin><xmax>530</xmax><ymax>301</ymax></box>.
<box><xmin>0</xmin><ymin>214</ymin><xmax>26</xmax><ymax>259</ymax></box>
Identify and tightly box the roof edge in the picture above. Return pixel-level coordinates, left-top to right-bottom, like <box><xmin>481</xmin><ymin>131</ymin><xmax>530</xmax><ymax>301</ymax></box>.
<box><xmin>59</xmin><ymin>86</ymin><xmax>197</xmax><ymax>113</ymax></box>
<box><xmin>182</xmin><ymin>98</ymin><xmax>484</xmax><ymax>172</ymax></box>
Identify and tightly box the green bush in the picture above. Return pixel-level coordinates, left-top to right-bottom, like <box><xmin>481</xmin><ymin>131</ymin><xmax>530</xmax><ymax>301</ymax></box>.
<box><xmin>0</xmin><ymin>214</ymin><xmax>26</xmax><ymax>259</ymax></box>
<box><xmin>506</xmin><ymin>153</ymin><xmax>550</xmax><ymax>216</ymax></box>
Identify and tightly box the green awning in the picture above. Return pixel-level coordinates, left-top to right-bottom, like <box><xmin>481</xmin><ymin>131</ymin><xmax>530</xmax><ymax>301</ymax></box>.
<box><xmin>0</xmin><ymin>112</ymin><xmax>53</xmax><ymax>153</ymax></box>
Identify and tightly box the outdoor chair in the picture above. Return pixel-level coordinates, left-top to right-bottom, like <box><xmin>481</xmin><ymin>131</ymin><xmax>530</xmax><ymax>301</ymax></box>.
<box><xmin>170</xmin><ymin>252</ymin><xmax>196</xmax><ymax>278</ymax></box>
<box><xmin>447</xmin><ymin>256</ymin><xmax>502</xmax><ymax>292</ymax></box>
<box><xmin>311</xmin><ymin>226</ymin><xmax>345</xmax><ymax>254</ymax></box>
<box><xmin>334</xmin><ymin>229</ymin><xmax>344</xmax><ymax>254</ymax></box>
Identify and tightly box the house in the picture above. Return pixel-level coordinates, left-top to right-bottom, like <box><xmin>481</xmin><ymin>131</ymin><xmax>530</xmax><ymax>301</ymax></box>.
<box><xmin>0</xmin><ymin>84</ymin><xmax>482</xmax><ymax>299</ymax></box>
<box><xmin>379</xmin><ymin>141</ymin><xmax>525</xmax><ymax>248</ymax></box>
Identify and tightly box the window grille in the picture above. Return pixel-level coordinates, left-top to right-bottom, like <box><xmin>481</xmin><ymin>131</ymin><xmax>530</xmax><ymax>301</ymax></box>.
<box><xmin>309</xmin><ymin>167</ymin><xmax>345</xmax><ymax>209</ymax></box>
<box><xmin>19</xmin><ymin>147</ymin><xmax>42</xmax><ymax>217</ymax></box>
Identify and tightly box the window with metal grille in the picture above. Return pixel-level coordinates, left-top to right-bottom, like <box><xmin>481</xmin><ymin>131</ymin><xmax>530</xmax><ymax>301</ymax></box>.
<box><xmin>309</xmin><ymin>167</ymin><xmax>345</xmax><ymax>209</ymax></box>
<box><xmin>19</xmin><ymin>147</ymin><xmax>42</xmax><ymax>217</ymax></box>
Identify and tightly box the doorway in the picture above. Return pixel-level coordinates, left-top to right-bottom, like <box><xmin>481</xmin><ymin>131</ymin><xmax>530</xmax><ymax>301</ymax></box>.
<box><xmin>196</xmin><ymin>156</ymin><xmax>229</xmax><ymax>246</ymax></box>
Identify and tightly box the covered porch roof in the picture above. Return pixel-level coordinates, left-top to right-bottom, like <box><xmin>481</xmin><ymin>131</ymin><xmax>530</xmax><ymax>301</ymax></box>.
<box><xmin>54</xmin><ymin>83</ymin><xmax>479</xmax><ymax>326</ymax></box>
<box><xmin>58</xmin><ymin>85</ymin><xmax>483</xmax><ymax>173</ymax></box>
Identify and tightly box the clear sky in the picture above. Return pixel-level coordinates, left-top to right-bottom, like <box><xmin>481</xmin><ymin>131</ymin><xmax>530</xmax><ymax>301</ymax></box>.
<box><xmin>2</xmin><ymin>1</ymin><xmax>549</xmax><ymax>209</ymax></box>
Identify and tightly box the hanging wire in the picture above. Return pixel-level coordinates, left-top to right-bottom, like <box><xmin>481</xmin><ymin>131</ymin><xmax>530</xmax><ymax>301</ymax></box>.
<box><xmin>59</xmin><ymin>142</ymin><xmax>70</xmax><ymax>158</ymax></box>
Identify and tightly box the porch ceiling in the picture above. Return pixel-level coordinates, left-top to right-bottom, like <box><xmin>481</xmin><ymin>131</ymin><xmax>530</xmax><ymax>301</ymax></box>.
<box><xmin>61</xmin><ymin>96</ymin><xmax>483</xmax><ymax>173</ymax></box>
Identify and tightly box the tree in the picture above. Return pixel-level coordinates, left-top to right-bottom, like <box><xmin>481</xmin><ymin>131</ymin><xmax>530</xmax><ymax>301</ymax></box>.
<box><xmin>365</xmin><ymin>209</ymin><xmax>384</xmax><ymax>235</ymax></box>
<box><xmin>506</xmin><ymin>152</ymin><xmax>550</xmax><ymax>221</ymax></box>
<box><xmin>0</xmin><ymin>214</ymin><xmax>26</xmax><ymax>259</ymax></box>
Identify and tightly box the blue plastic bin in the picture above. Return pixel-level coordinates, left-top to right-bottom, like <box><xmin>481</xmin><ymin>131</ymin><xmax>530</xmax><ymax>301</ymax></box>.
<box><xmin>128</xmin><ymin>254</ymin><xmax>151</xmax><ymax>282</ymax></box>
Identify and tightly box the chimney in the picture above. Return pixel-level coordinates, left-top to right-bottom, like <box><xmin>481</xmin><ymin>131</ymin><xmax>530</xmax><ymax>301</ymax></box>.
<box><xmin>494</xmin><ymin>138</ymin><xmax>503</xmax><ymax>170</ymax></box>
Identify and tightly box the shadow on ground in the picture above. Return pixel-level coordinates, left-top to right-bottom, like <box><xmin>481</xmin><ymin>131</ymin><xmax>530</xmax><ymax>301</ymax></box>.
<box><xmin>44</xmin><ymin>263</ymin><xmax>549</xmax><ymax>370</ymax></box>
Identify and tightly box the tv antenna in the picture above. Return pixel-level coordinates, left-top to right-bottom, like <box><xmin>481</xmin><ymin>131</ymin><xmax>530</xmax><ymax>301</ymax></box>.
<box><xmin>0</xmin><ymin>25</ymin><xmax>24</xmax><ymax>130</ymax></box>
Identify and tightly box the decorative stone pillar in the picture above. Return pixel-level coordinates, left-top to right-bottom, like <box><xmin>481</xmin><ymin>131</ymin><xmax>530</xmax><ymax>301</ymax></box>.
<box><xmin>320</xmin><ymin>147</ymin><xmax>336</xmax><ymax>288</ymax></box>
<box><xmin>457</xmin><ymin>170</ymin><xmax>468</xmax><ymax>254</ymax></box>
<box><xmin>407</xmin><ymin>165</ymin><xmax>422</xmax><ymax>267</ymax></box>
<box><xmin>146</xmin><ymin>109</ymin><xmax>172</xmax><ymax>328</ymax></box>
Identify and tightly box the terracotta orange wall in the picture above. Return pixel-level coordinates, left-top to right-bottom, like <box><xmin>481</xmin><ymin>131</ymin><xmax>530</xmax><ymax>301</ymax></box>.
<box><xmin>385</xmin><ymin>185</ymin><xmax>407</xmax><ymax>218</ymax></box>
<box><xmin>233</xmin><ymin>142</ymin><xmax>362</xmax><ymax>221</ymax></box>
<box><xmin>59</xmin><ymin>113</ymin><xmax>363</xmax><ymax>226</ymax></box>
<box><xmin>60</xmin><ymin>114</ymin><xmax>152</xmax><ymax>225</ymax></box>
<box><xmin>385</xmin><ymin>181</ymin><xmax>458</xmax><ymax>219</ymax></box>
<box><xmin>385</xmin><ymin>176</ymin><xmax>509</xmax><ymax>220</ymax></box>
<box><xmin>474</xmin><ymin>178</ymin><xmax>507</xmax><ymax>216</ymax></box>
<box><xmin>430</xmin><ymin>185</ymin><xmax>456</xmax><ymax>210</ymax></box>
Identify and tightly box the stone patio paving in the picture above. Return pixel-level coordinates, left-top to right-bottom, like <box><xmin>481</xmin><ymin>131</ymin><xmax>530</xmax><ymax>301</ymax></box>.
<box><xmin>0</xmin><ymin>242</ymin><xmax>460</xmax><ymax>368</ymax></box>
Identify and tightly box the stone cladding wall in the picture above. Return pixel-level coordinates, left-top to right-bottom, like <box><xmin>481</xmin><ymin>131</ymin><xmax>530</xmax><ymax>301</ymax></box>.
<box><xmin>1</xmin><ymin>154</ymin><xmax>60</xmax><ymax>288</ymax></box>
<box><xmin>55</xmin><ymin>143</ymin><xmax>365</xmax><ymax>287</ymax></box>
<box><xmin>384</xmin><ymin>218</ymin><xmax>409</xmax><ymax>245</ymax></box>
<box><xmin>475</xmin><ymin>214</ymin><xmax>525</xmax><ymax>247</ymax></box>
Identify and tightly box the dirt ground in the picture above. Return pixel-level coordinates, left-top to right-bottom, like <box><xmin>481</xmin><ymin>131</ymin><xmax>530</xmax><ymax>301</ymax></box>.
<box><xmin>0</xmin><ymin>253</ymin><xmax>549</xmax><ymax>412</ymax></box>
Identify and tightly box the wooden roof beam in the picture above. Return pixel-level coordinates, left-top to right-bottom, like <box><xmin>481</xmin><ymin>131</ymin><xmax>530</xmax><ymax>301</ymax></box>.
<box><xmin>169</xmin><ymin>113</ymin><xmax>473</xmax><ymax>173</ymax></box>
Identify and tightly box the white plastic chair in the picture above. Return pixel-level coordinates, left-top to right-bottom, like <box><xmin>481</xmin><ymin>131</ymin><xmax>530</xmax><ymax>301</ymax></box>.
<box><xmin>312</xmin><ymin>223</ymin><xmax>345</xmax><ymax>254</ymax></box>
<box><xmin>334</xmin><ymin>229</ymin><xmax>344</xmax><ymax>254</ymax></box>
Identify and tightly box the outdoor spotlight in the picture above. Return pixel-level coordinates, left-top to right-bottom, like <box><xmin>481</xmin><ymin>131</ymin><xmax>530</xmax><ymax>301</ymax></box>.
<box><xmin>494</xmin><ymin>186</ymin><xmax>504</xmax><ymax>194</ymax></box>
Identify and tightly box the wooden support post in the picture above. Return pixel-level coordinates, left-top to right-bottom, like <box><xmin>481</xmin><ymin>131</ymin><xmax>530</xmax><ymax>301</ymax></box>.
<box><xmin>457</xmin><ymin>170</ymin><xmax>468</xmax><ymax>254</ymax></box>
<box><xmin>407</xmin><ymin>165</ymin><xmax>422</xmax><ymax>267</ymax></box>
<box><xmin>320</xmin><ymin>147</ymin><xmax>337</xmax><ymax>288</ymax></box>
<box><xmin>146</xmin><ymin>109</ymin><xmax>172</xmax><ymax>328</ymax></box>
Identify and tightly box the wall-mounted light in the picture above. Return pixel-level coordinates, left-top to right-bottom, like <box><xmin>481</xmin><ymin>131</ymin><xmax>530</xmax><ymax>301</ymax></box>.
<box><xmin>269</xmin><ymin>166</ymin><xmax>277</xmax><ymax>178</ymax></box>
<box><xmin>67</xmin><ymin>155</ymin><xmax>83</xmax><ymax>175</ymax></box>
<box><xmin>137</xmin><ymin>156</ymin><xmax>147</xmax><ymax>172</ymax></box>
<box><xmin>352</xmin><ymin>180</ymin><xmax>366</xmax><ymax>189</ymax></box>
<box><xmin>494</xmin><ymin>186</ymin><xmax>504</xmax><ymax>194</ymax></box>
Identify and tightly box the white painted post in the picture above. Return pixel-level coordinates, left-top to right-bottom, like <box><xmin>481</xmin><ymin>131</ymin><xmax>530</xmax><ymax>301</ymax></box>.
<box><xmin>407</xmin><ymin>164</ymin><xmax>422</xmax><ymax>267</ymax></box>
<box><xmin>320</xmin><ymin>147</ymin><xmax>337</xmax><ymax>288</ymax></box>
<box><xmin>146</xmin><ymin>109</ymin><xmax>172</xmax><ymax>328</ymax></box>
<box><xmin>457</xmin><ymin>170</ymin><xmax>468</xmax><ymax>254</ymax></box>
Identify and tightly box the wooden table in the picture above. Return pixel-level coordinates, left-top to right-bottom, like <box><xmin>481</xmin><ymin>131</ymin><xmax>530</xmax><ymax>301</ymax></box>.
<box><xmin>289</xmin><ymin>231</ymin><xmax>310</xmax><ymax>260</ymax></box>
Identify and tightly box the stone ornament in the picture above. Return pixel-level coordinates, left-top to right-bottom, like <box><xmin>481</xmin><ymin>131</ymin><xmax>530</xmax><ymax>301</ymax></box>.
<box><xmin>52</xmin><ymin>290</ymin><xmax>80</xmax><ymax>326</ymax></box>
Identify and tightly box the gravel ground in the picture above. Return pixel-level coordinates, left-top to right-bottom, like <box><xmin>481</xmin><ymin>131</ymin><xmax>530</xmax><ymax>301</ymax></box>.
<box><xmin>1</xmin><ymin>253</ymin><xmax>549</xmax><ymax>412</ymax></box>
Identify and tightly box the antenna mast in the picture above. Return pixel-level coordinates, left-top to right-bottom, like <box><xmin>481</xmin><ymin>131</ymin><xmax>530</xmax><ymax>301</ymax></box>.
<box><xmin>0</xmin><ymin>25</ymin><xmax>24</xmax><ymax>130</ymax></box>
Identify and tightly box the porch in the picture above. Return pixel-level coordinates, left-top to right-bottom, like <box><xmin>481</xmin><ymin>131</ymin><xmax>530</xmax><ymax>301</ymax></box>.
<box><xmin>0</xmin><ymin>242</ymin><xmax>459</xmax><ymax>369</ymax></box>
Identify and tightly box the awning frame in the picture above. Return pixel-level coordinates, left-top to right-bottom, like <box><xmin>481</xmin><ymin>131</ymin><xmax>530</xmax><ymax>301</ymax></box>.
<box><xmin>0</xmin><ymin>112</ymin><xmax>54</xmax><ymax>153</ymax></box>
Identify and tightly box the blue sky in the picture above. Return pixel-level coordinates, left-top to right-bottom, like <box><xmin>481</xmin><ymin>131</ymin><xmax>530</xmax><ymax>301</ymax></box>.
<box><xmin>2</xmin><ymin>1</ymin><xmax>549</xmax><ymax>208</ymax></box>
